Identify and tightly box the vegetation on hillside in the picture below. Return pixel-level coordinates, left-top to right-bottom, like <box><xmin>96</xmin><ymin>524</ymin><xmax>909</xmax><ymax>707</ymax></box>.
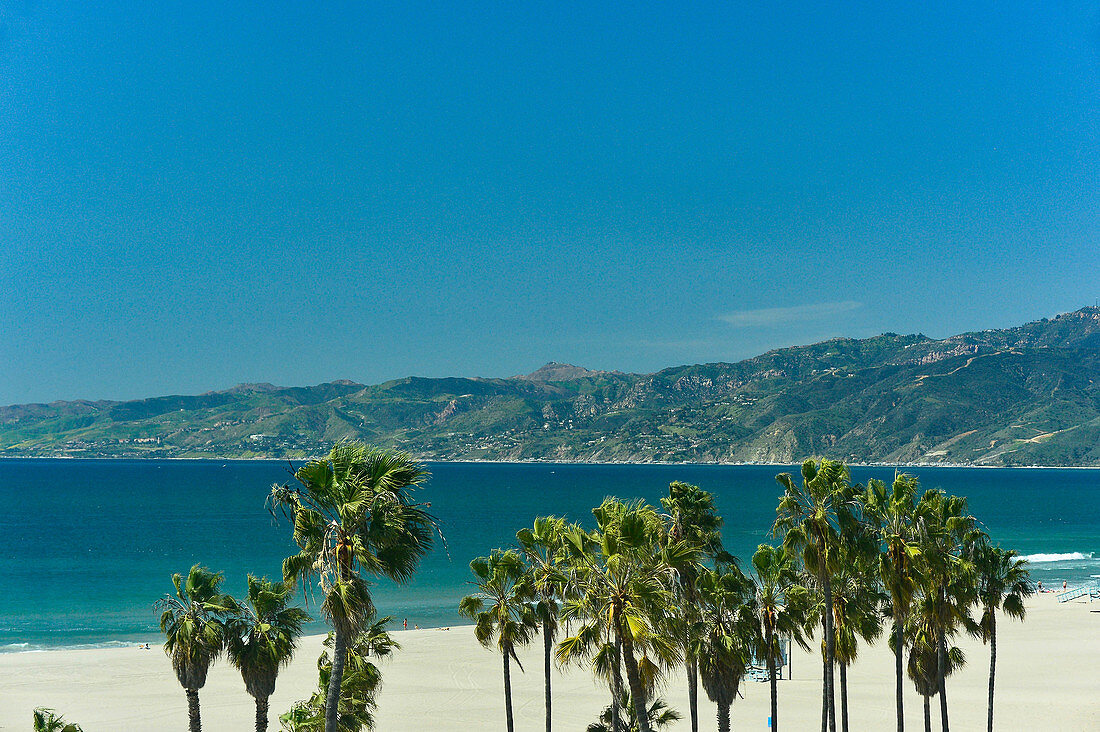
<box><xmin>3</xmin><ymin>308</ymin><xmax>1100</xmax><ymax>466</ymax></box>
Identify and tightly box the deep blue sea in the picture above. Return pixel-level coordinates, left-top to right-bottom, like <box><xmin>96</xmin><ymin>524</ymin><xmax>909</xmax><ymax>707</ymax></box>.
<box><xmin>1</xmin><ymin>459</ymin><xmax>1097</xmax><ymax>651</ymax></box>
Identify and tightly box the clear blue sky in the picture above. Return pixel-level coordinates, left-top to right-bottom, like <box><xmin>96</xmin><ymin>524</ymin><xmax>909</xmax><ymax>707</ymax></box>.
<box><xmin>2</xmin><ymin>2</ymin><xmax>1099</xmax><ymax>404</ymax></box>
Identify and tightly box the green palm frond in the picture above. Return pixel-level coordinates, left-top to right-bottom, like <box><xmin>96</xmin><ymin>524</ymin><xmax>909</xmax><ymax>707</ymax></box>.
<box><xmin>225</xmin><ymin>575</ymin><xmax>311</xmax><ymax>701</ymax></box>
<box><xmin>155</xmin><ymin>564</ymin><xmax>236</xmax><ymax>692</ymax></box>
<box><xmin>32</xmin><ymin>708</ymin><xmax>84</xmax><ymax>732</ymax></box>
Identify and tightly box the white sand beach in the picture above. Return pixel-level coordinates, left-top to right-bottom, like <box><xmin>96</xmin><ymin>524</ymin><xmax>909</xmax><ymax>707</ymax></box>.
<box><xmin>2</xmin><ymin>593</ymin><xmax>1097</xmax><ymax>731</ymax></box>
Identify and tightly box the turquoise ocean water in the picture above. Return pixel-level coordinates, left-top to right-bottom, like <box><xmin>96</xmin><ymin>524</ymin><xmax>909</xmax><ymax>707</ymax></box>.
<box><xmin>1</xmin><ymin>459</ymin><xmax>1097</xmax><ymax>651</ymax></box>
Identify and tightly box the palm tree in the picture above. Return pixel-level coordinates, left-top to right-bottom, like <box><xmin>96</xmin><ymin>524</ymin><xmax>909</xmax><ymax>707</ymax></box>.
<box><xmin>863</xmin><ymin>473</ymin><xmax>925</xmax><ymax>732</ymax></box>
<box><xmin>459</xmin><ymin>549</ymin><xmax>538</xmax><ymax>732</ymax></box>
<box><xmin>773</xmin><ymin>459</ymin><xmax>861</xmax><ymax>732</ymax></box>
<box><xmin>558</xmin><ymin>500</ymin><xmax>689</xmax><ymax>732</ymax></box>
<box><xmin>695</xmin><ymin>565</ymin><xmax>757</xmax><ymax>732</ymax></box>
<box><xmin>905</xmin><ymin>606</ymin><xmax>965</xmax><ymax>732</ymax></box>
<box><xmin>269</xmin><ymin>442</ymin><xmax>437</xmax><ymax>732</ymax></box>
<box><xmin>659</xmin><ymin>480</ymin><xmax>726</xmax><ymax>732</ymax></box>
<box><xmin>280</xmin><ymin>614</ymin><xmax>400</xmax><ymax>732</ymax></box>
<box><xmin>822</xmin><ymin>546</ymin><xmax>885</xmax><ymax>732</ymax></box>
<box><xmin>914</xmin><ymin>489</ymin><xmax>979</xmax><ymax>732</ymax></box>
<box><xmin>226</xmin><ymin>576</ymin><xmax>312</xmax><ymax>732</ymax></box>
<box><xmin>750</xmin><ymin>544</ymin><xmax>810</xmax><ymax>732</ymax></box>
<box><xmin>973</xmin><ymin>544</ymin><xmax>1031</xmax><ymax>732</ymax></box>
<box><xmin>587</xmin><ymin>690</ymin><xmax>683</xmax><ymax>732</ymax></box>
<box><xmin>32</xmin><ymin>708</ymin><xmax>83</xmax><ymax>732</ymax></box>
<box><xmin>517</xmin><ymin>516</ymin><xmax>569</xmax><ymax>732</ymax></box>
<box><xmin>156</xmin><ymin>564</ymin><xmax>238</xmax><ymax>732</ymax></box>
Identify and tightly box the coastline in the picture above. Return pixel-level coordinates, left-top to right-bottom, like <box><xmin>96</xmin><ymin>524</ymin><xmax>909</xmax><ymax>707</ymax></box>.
<box><xmin>4</xmin><ymin>455</ymin><xmax>1100</xmax><ymax>469</ymax></box>
<box><xmin>2</xmin><ymin>594</ymin><xmax>1096</xmax><ymax>730</ymax></box>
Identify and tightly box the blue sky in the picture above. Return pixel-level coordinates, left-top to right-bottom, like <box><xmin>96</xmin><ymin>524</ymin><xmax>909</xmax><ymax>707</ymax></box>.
<box><xmin>1</xmin><ymin>2</ymin><xmax>1099</xmax><ymax>404</ymax></box>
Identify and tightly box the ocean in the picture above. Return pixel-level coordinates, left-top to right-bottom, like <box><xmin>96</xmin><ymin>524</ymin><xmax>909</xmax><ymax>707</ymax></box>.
<box><xmin>1</xmin><ymin>459</ymin><xmax>1097</xmax><ymax>651</ymax></box>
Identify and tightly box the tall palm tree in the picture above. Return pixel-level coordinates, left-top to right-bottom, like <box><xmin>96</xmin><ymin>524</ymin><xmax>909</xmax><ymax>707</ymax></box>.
<box><xmin>914</xmin><ymin>489</ymin><xmax>979</xmax><ymax>732</ymax></box>
<box><xmin>459</xmin><ymin>549</ymin><xmax>538</xmax><ymax>732</ymax></box>
<box><xmin>226</xmin><ymin>576</ymin><xmax>312</xmax><ymax>732</ymax></box>
<box><xmin>695</xmin><ymin>566</ymin><xmax>757</xmax><ymax>732</ymax></box>
<box><xmin>773</xmin><ymin>459</ymin><xmax>861</xmax><ymax>732</ymax></box>
<box><xmin>558</xmin><ymin>499</ymin><xmax>689</xmax><ymax>732</ymax></box>
<box><xmin>863</xmin><ymin>473</ymin><xmax>925</xmax><ymax>732</ymax></box>
<box><xmin>269</xmin><ymin>442</ymin><xmax>437</xmax><ymax>732</ymax></box>
<box><xmin>32</xmin><ymin>708</ymin><xmax>83</xmax><ymax>732</ymax></box>
<box><xmin>750</xmin><ymin>544</ymin><xmax>810</xmax><ymax>732</ymax></box>
<box><xmin>156</xmin><ymin>565</ymin><xmax>238</xmax><ymax>732</ymax></box>
<box><xmin>822</xmin><ymin>546</ymin><xmax>885</xmax><ymax>732</ymax></box>
<box><xmin>973</xmin><ymin>544</ymin><xmax>1031</xmax><ymax>732</ymax></box>
<box><xmin>517</xmin><ymin>516</ymin><xmax>569</xmax><ymax>732</ymax></box>
<box><xmin>659</xmin><ymin>481</ymin><xmax>726</xmax><ymax>732</ymax></box>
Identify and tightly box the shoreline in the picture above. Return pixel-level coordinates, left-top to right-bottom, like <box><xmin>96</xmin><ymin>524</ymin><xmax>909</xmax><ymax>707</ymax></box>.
<box><xmin>3</xmin><ymin>455</ymin><xmax>1100</xmax><ymax>469</ymax></box>
<box><xmin>5</xmin><ymin>581</ymin><xmax>1097</xmax><ymax>656</ymax></box>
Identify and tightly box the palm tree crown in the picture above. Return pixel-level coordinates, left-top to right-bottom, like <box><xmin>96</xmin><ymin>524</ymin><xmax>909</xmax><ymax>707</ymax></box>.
<box><xmin>156</xmin><ymin>564</ymin><xmax>238</xmax><ymax>732</ymax></box>
<box><xmin>863</xmin><ymin>473</ymin><xmax>925</xmax><ymax>732</ymax></box>
<box><xmin>517</xmin><ymin>516</ymin><xmax>570</xmax><ymax>732</ymax></box>
<box><xmin>460</xmin><ymin>549</ymin><xmax>538</xmax><ymax>732</ymax></box>
<box><xmin>226</xmin><ymin>576</ymin><xmax>311</xmax><ymax>732</ymax></box>
<box><xmin>659</xmin><ymin>481</ymin><xmax>726</xmax><ymax>732</ymax></box>
<box><xmin>695</xmin><ymin>565</ymin><xmax>758</xmax><ymax>732</ymax></box>
<box><xmin>751</xmin><ymin>543</ymin><xmax>810</xmax><ymax>731</ymax></box>
<box><xmin>773</xmin><ymin>459</ymin><xmax>861</xmax><ymax>732</ymax></box>
<box><xmin>270</xmin><ymin>441</ymin><xmax>437</xmax><ymax>732</ymax></box>
<box><xmin>973</xmin><ymin>543</ymin><xmax>1032</xmax><ymax>732</ymax></box>
<box><xmin>558</xmin><ymin>499</ymin><xmax>692</xmax><ymax>732</ymax></box>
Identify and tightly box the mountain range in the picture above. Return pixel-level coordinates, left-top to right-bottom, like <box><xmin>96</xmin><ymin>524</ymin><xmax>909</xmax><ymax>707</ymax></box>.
<box><xmin>4</xmin><ymin>308</ymin><xmax>1100</xmax><ymax>466</ymax></box>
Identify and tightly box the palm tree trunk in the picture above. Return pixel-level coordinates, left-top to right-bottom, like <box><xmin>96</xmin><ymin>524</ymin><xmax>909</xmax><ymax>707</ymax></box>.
<box><xmin>620</xmin><ymin>630</ymin><xmax>654</xmax><ymax>732</ymax></box>
<box><xmin>767</xmin><ymin>623</ymin><xmax>778</xmax><ymax>731</ymax></box>
<box><xmin>937</xmin><ymin>630</ymin><xmax>949</xmax><ymax>732</ymax></box>
<box><xmin>611</xmin><ymin>638</ymin><xmax>623</xmax><ymax>732</ymax></box>
<box><xmin>839</xmin><ymin>663</ymin><xmax>849</xmax><ymax>732</ymax></box>
<box><xmin>923</xmin><ymin>695</ymin><xmax>931</xmax><ymax>732</ymax></box>
<box><xmin>895</xmin><ymin>618</ymin><xmax>905</xmax><ymax>732</ymax></box>
<box><xmin>987</xmin><ymin>615</ymin><xmax>996</xmax><ymax>732</ymax></box>
<box><xmin>687</xmin><ymin>653</ymin><xmax>699</xmax><ymax>732</ymax></box>
<box><xmin>717</xmin><ymin>702</ymin><xmax>731</xmax><ymax>732</ymax></box>
<box><xmin>821</xmin><ymin>638</ymin><xmax>829</xmax><ymax>732</ymax></box>
<box><xmin>186</xmin><ymin>688</ymin><xmax>201</xmax><ymax>732</ymax></box>
<box><xmin>255</xmin><ymin>696</ymin><xmax>269</xmax><ymax>732</ymax></box>
<box><xmin>503</xmin><ymin>651</ymin><xmax>515</xmax><ymax>732</ymax></box>
<box><xmin>324</xmin><ymin>628</ymin><xmax>347</xmax><ymax>732</ymax></box>
<box><xmin>543</xmin><ymin>618</ymin><xmax>552</xmax><ymax>732</ymax></box>
<box><xmin>823</xmin><ymin>570</ymin><xmax>837</xmax><ymax>732</ymax></box>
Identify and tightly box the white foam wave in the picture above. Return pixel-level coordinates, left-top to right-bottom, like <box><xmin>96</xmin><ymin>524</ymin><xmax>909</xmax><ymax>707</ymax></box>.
<box><xmin>1021</xmin><ymin>552</ymin><xmax>1095</xmax><ymax>563</ymax></box>
<box><xmin>0</xmin><ymin>640</ymin><xmax>141</xmax><ymax>654</ymax></box>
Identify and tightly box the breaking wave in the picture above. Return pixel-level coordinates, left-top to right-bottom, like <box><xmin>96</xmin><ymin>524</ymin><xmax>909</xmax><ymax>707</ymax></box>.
<box><xmin>1021</xmin><ymin>552</ymin><xmax>1095</xmax><ymax>563</ymax></box>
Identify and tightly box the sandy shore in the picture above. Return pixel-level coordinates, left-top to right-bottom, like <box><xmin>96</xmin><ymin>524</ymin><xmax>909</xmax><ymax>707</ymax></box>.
<box><xmin>2</xmin><ymin>593</ymin><xmax>1097</xmax><ymax>731</ymax></box>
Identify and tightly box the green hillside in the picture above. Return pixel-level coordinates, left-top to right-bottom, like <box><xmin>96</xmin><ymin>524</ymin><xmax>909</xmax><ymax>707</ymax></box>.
<box><xmin>3</xmin><ymin>308</ymin><xmax>1100</xmax><ymax>466</ymax></box>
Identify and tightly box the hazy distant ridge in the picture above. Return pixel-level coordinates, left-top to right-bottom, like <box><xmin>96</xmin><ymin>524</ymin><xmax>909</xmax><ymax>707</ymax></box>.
<box><xmin>3</xmin><ymin>308</ymin><xmax>1099</xmax><ymax>466</ymax></box>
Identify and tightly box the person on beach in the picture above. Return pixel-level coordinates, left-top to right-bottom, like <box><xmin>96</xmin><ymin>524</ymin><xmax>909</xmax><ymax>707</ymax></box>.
<box><xmin>403</xmin><ymin>618</ymin><xmax>407</xmax><ymax>630</ymax></box>
<box><xmin>1038</xmin><ymin>580</ymin><xmax>1043</xmax><ymax>592</ymax></box>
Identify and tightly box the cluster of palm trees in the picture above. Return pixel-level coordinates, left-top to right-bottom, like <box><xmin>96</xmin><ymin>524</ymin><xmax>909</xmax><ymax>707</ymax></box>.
<box><xmin>156</xmin><ymin>565</ymin><xmax>310</xmax><ymax>732</ymax></box>
<box><xmin>462</xmin><ymin>459</ymin><xmax>1032</xmax><ymax>732</ymax></box>
<box><xmin>143</xmin><ymin>441</ymin><xmax>1030</xmax><ymax>732</ymax></box>
<box><xmin>156</xmin><ymin>441</ymin><xmax>437</xmax><ymax>732</ymax></box>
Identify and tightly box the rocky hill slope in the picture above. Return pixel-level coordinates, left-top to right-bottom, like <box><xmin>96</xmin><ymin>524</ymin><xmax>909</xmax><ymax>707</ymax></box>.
<box><xmin>3</xmin><ymin>308</ymin><xmax>1099</xmax><ymax>466</ymax></box>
